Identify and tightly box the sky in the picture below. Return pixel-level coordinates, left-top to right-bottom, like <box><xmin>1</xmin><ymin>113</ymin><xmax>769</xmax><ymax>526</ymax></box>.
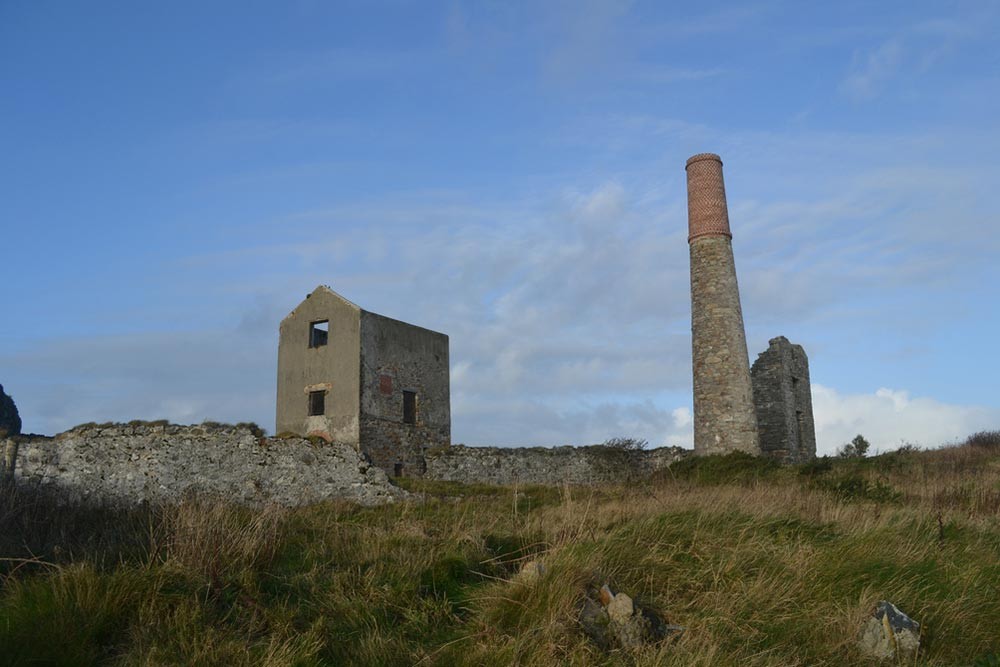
<box><xmin>2</xmin><ymin>1</ymin><xmax>999</xmax><ymax>455</ymax></box>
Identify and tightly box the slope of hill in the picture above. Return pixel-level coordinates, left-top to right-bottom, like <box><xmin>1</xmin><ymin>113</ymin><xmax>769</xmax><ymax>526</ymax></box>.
<box><xmin>1</xmin><ymin>433</ymin><xmax>998</xmax><ymax>666</ymax></box>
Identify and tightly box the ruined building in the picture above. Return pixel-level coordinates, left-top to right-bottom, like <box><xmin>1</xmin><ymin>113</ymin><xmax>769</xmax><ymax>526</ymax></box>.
<box><xmin>751</xmin><ymin>336</ymin><xmax>817</xmax><ymax>463</ymax></box>
<box><xmin>276</xmin><ymin>286</ymin><xmax>450</xmax><ymax>477</ymax></box>
<box><xmin>686</xmin><ymin>153</ymin><xmax>816</xmax><ymax>463</ymax></box>
<box><xmin>686</xmin><ymin>153</ymin><xmax>760</xmax><ymax>456</ymax></box>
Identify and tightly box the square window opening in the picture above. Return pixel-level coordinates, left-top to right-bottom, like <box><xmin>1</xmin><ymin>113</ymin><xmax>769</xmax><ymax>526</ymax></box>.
<box><xmin>308</xmin><ymin>390</ymin><xmax>326</xmax><ymax>416</ymax></box>
<box><xmin>402</xmin><ymin>390</ymin><xmax>417</xmax><ymax>425</ymax></box>
<box><xmin>393</xmin><ymin>463</ymin><xmax>404</xmax><ymax>477</ymax></box>
<box><xmin>309</xmin><ymin>320</ymin><xmax>329</xmax><ymax>348</ymax></box>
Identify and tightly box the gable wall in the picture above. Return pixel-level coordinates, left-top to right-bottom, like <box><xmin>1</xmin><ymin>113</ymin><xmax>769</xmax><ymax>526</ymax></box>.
<box><xmin>276</xmin><ymin>290</ymin><xmax>361</xmax><ymax>443</ymax></box>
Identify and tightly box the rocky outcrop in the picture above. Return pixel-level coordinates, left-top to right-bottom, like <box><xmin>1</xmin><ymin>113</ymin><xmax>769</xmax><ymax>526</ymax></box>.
<box><xmin>424</xmin><ymin>444</ymin><xmax>689</xmax><ymax>486</ymax></box>
<box><xmin>13</xmin><ymin>422</ymin><xmax>406</xmax><ymax>507</ymax></box>
<box><xmin>0</xmin><ymin>384</ymin><xmax>21</xmax><ymax>437</ymax></box>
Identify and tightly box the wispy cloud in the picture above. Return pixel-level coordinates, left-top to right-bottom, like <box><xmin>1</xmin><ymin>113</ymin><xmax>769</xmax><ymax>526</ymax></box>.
<box><xmin>841</xmin><ymin>38</ymin><xmax>904</xmax><ymax>100</ymax></box>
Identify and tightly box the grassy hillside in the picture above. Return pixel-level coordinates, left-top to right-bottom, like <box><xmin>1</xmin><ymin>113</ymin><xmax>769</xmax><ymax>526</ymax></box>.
<box><xmin>1</xmin><ymin>434</ymin><xmax>999</xmax><ymax>666</ymax></box>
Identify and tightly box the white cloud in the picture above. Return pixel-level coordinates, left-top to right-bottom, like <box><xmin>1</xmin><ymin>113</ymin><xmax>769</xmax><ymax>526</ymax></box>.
<box><xmin>842</xmin><ymin>39</ymin><xmax>904</xmax><ymax>100</ymax></box>
<box><xmin>811</xmin><ymin>384</ymin><xmax>999</xmax><ymax>455</ymax></box>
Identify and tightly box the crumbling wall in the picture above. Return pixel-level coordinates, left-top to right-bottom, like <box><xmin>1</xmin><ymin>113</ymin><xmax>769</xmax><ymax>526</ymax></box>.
<box><xmin>751</xmin><ymin>336</ymin><xmax>817</xmax><ymax>463</ymax></box>
<box><xmin>425</xmin><ymin>445</ymin><xmax>689</xmax><ymax>486</ymax></box>
<box><xmin>359</xmin><ymin>310</ymin><xmax>450</xmax><ymax>477</ymax></box>
<box><xmin>11</xmin><ymin>423</ymin><xmax>405</xmax><ymax>507</ymax></box>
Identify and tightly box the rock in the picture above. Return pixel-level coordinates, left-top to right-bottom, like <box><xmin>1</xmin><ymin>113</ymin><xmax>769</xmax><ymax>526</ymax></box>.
<box><xmin>607</xmin><ymin>592</ymin><xmax>634</xmax><ymax>623</ymax></box>
<box><xmin>515</xmin><ymin>560</ymin><xmax>546</xmax><ymax>583</ymax></box>
<box><xmin>0</xmin><ymin>384</ymin><xmax>21</xmax><ymax>437</ymax></box>
<box><xmin>579</xmin><ymin>584</ymin><xmax>684</xmax><ymax>651</ymax></box>
<box><xmin>858</xmin><ymin>600</ymin><xmax>920</xmax><ymax>660</ymax></box>
<box><xmin>599</xmin><ymin>584</ymin><xmax>615</xmax><ymax>606</ymax></box>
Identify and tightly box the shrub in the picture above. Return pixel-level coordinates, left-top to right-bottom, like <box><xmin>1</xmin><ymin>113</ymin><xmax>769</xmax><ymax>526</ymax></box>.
<box><xmin>0</xmin><ymin>384</ymin><xmax>22</xmax><ymax>437</ymax></box>
<box><xmin>966</xmin><ymin>430</ymin><xmax>1000</xmax><ymax>450</ymax></box>
<box><xmin>837</xmin><ymin>434</ymin><xmax>870</xmax><ymax>458</ymax></box>
<box><xmin>601</xmin><ymin>437</ymin><xmax>648</xmax><ymax>451</ymax></box>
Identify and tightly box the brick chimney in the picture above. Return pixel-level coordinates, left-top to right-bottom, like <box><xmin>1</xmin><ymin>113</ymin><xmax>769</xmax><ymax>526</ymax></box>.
<box><xmin>686</xmin><ymin>153</ymin><xmax>760</xmax><ymax>456</ymax></box>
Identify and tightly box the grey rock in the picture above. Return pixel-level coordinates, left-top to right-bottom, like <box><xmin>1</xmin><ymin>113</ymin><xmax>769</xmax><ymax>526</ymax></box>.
<box><xmin>858</xmin><ymin>600</ymin><xmax>920</xmax><ymax>660</ymax></box>
<box><xmin>579</xmin><ymin>585</ymin><xmax>683</xmax><ymax>651</ymax></box>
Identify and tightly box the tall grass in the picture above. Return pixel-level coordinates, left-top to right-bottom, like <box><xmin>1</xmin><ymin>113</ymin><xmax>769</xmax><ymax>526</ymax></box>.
<box><xmin>1</xmin><ymin>436</ymin><xmax>999</xmax><ymax>665</ymax></box>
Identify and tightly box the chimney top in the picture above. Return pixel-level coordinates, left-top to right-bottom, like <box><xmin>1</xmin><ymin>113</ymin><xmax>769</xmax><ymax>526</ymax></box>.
<box><xmin>686</xmin><ymin>153</ymin><xmax>722</xmax><ymax>169</ymax></box>
<box><xmin>686</xmin><ymin>152</ymin><xmax>732</xmax><ymax>242</ymax></box>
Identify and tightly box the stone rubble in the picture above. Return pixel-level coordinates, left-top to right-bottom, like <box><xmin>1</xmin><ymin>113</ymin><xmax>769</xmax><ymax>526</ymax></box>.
<box><xmin>579</xmin><ymin>583</ymin><xmax>684</xmax><ymax>650</ymax></box>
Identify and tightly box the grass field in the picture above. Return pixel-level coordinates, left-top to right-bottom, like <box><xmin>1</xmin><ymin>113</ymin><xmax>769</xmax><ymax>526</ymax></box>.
<box><xmin>1</xmin><ymin>434</ymin><xmax>999</xmax><ymax>666</ymax></box>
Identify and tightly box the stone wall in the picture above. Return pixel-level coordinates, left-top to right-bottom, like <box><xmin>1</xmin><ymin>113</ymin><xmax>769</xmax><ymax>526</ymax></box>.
<box><xmin>360</xmin><ymin>310</ymin><xmax>450</xmax><ymax>477</ymax></box>
<box><xmin>425</xmin><ymin>444</ymin><xmax>689</xmax><ymax>486</ymax></box>
<box><xmin>751</xmin><ymin>336</ymin><xmax>817</xmax><ymax>463</ymax></box>
<box><xmin>6</xmin><ymin>423</ymin><xmax>405</xmax><ymax>507</ymax></box>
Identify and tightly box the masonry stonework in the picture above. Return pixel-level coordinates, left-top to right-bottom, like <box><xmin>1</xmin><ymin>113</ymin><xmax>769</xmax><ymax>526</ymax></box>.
<box><xmin>7</xmin><ymin>423</ymin><xmax>406</xmax><ymax>507</ymax></box>
<box><xmin>276</xmin><ymin>286</ymin><xmax>450</xmax><ymax>478</ymax></box>
<box><xmin>425</xmin><ymin>444</ymin><xmax>688</xmax><ymax>486</ymax></box>
<box><xmin>686</xmin><ymin>154</ymin><xmax>760</xmax><ymax>456</ymax></box>
<box><xmin>751</xmin><ymin>336</ymin><xmax>817</xmax><ymax>463</ymax></box>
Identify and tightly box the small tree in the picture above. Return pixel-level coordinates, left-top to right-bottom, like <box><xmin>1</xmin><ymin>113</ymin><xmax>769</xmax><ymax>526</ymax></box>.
<box><xmin>837</xmin><ymin>434</ymin><xmax>870</xmax><ymax>458</ymax></box>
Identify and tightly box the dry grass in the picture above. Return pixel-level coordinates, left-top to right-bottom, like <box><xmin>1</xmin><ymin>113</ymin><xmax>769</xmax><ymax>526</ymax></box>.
<box><xmin>0</xmin><ymin>436</ymin><xmax>999</xmax><ymax>665</ymax></box>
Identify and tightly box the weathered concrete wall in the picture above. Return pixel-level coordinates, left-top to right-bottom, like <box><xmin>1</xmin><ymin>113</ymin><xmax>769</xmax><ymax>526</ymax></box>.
<box><xmin>686</xmin><ymin>153</ymin><xmax>760</xmax><ymax>456</ymax></box>
<box><xmin>425</xmin><ymin>445</ymin><xmax>689</xmax><ymax>486</ymax></box>
<box><xmin>751</xmin><ymin>336</ymin><xmax>817</xmax><ymax>463</ymax></box>
<box><xmin>8</xmin><ymin>423</ymin><xmax>405</xmax><ymax>507</ymax></box>
<box><xmin>276</xmin><ymin>286</ymin><xmax>361</xmax><ymax>443</ymax></box>
<box><xmin>360</xmin><ymin>310</ymin><xmax>450</xmax><ymax>477</ymax></box>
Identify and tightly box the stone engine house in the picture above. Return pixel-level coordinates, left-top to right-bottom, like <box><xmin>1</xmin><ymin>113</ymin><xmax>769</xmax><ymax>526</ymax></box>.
<box><xmin>276</xmin><ymin>285</ymin><xmax>450</xmax><ymax>477</ymax></box>
<box><xmin>751</xmin><ymin>336</ymin><xmax>817</xmax><ymax>463</ymax></box>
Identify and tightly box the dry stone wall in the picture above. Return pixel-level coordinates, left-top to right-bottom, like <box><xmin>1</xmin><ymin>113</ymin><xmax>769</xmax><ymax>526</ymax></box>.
<box><xmin>7</xmin><ymin>423</ymin><xmax>405</xmax><ymax>507</ymax></box>
<box><xmin>425</xmin><ymin>444</ymin><xmax>689</xmax><ymax>486</ymax></box>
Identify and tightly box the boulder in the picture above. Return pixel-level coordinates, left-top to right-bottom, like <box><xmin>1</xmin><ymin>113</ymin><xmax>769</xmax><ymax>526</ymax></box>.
<box><xmin>858</xmin><ymin>600</ymin><xmax>920</xmax><ymax>660</ymax></box>
<box><xmin>0</xmin><ymin>384</ymin><xmax>20</xmax><ymax>437</ymax></box>
<box><xmin>514</xmin><ymin>560</ymin><xmax>546</xmax><ymax>583</ymax></box>
<box><xmin>579</xmin><ymin>584</ymin><xmax>683</xmax><ymax>650</ymax></box>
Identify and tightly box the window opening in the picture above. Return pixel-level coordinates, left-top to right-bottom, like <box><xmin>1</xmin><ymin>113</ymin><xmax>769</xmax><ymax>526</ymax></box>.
<box><xmin>309</xmin><ymin>320</ymin><xmax>329</xmax><ymax>348</ymax></box>
<box><xmin>394</xmin><ymin>463</ymin><xmax>404</xmax><ymax>477</ymax></box>
<box><xmin>308</xmin><ymin>390</ymin><xmax>325</xmax><ymax>416</ymax></box>
<box><xmin>402</xmin><ymin>390</ymin><xmax>417</xmax><ymax>424</ymax></box>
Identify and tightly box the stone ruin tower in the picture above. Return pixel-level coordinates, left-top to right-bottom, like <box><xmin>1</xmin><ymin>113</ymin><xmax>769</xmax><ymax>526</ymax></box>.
<box><xmin>686</xmin><ymin>153</ymin><xmax>761</xmax><ymax>456</ymax></box>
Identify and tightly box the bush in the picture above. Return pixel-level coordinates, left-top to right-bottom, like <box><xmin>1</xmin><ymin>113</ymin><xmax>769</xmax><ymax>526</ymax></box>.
<box><xmin>0</xmin><ymin>383</ymin><xmax>21</xmax><ymax>437</ymax></box>
<box><xmin>601</xmin><ymin>437</ymin><xmax>648</xmax><ymax>451</ymax></box>
<box><xmin>966</xmin><ymin>431</ymin><xmax>1000</xmax><ymax>451</ymax></box>
<box><xmin>837</xmin><ymin>434</ymin><xmax>870</xmax><ymax>458</ymax></box>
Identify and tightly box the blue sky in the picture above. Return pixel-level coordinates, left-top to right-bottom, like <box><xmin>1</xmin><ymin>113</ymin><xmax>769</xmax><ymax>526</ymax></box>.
<box><xmin>2</xmin><ymin>1</ymin><xmax>998</xmax><ymax>454</ymax></box>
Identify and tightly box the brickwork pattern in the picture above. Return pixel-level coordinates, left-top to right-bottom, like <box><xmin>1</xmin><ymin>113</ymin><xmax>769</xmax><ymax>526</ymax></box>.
<box><xmin>751</xmin><ymin>336</ymin><xmax>817</xmax><ymax>463</ymax></box>
<box><xmin>686</xmin><ymin>154</ymin><xmax>733</xmax><ymax>241</ymax></box>
<box><xmin>687</xmin><ymin>153</ymin><xmax>760</xmax><ymax>456</ymax></box>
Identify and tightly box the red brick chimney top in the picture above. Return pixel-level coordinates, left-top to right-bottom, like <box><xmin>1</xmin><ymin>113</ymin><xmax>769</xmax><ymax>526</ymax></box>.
<box><xmin>686</xmin><ymin>153</ymin><xmax>733</xmax><ymax>242</ymax></box>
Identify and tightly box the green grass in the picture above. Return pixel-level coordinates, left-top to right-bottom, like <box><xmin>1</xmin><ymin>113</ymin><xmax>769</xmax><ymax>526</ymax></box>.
<box><xmin>2</xmin><ymin>438</ymin><xmax>1000</xmax><ymax>665</ymax></box>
